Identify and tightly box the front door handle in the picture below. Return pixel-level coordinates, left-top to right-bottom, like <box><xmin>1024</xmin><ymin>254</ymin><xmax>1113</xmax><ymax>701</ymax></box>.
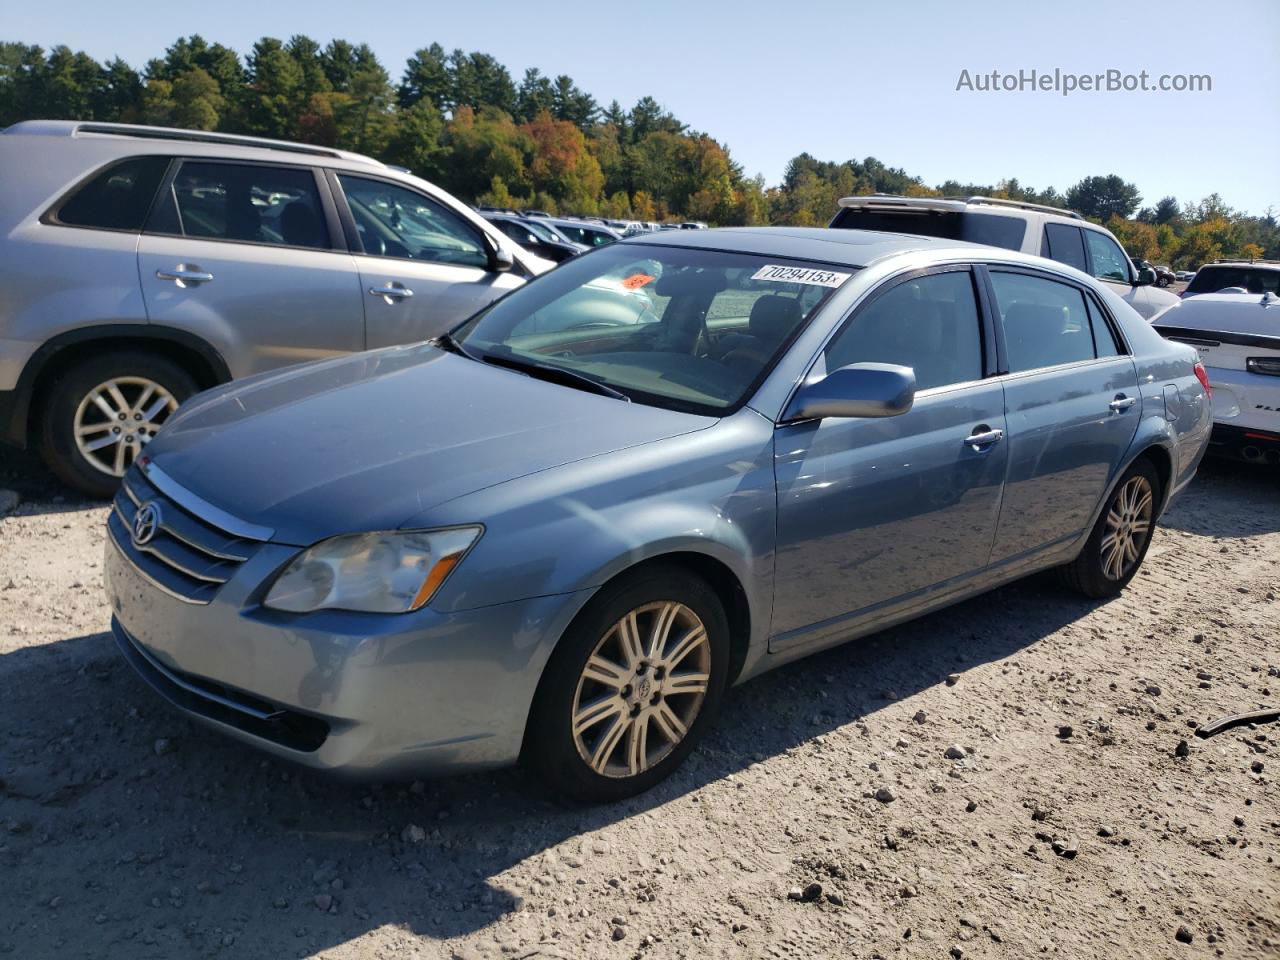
<box><xmin>1109</xmin><ymin>394</ymin><xmax>1137</xmax><ymax>413</ymax></box>
<box><xmin>156</xmin><ymin>265</ymin><xmax>214</xmax><ymax>287</ymax></box>
<box><xmin>369</xmin><ymin>282</ymin><xmax>414</xmax><ymax>303</ymax></box>
<box><xmin>964</xmin><ymin>425</ymin><xmax>1004</xmax><ymax>449</ymax></box>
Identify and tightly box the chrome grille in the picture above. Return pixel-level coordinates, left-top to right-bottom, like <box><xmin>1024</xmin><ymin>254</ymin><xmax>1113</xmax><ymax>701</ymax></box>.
<box><xmin>108</xmin><ymin>468</ymin><xmax>265</xmax><ymax>604</ymax></box>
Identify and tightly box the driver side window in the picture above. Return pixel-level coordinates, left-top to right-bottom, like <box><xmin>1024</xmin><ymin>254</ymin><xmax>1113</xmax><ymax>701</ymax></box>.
<box><xmin>824</xmin><ymin>270</ymin><xmax>984</xmax><ymax>391</ymax></box>
<box><xmin>338</xmin><ymin>175</ymin><xmax>488</xmax><ymax>269</ymax></box>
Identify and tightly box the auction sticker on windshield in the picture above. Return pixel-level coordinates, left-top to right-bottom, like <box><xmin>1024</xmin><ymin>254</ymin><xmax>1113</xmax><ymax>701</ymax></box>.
<box><xmin>751</xmin><ymin>264</ymin><xmax>851</xmax><ymax>287</ymax></box>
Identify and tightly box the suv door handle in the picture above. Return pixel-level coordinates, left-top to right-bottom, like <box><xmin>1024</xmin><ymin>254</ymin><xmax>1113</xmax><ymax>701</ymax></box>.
<box><xmin>156</xmin><ymin>266</ymin><xmax>213</xmax><ymax>287</ymax></box>
<box><xmin>369</xmin><ymin>283</ymin><xmax>414</xmax><ymax>302</ymax></box>
<box><xmin>964</xmin><ymin>426</ymin><xmax>1004</xmax><ymax>449</ymax></box>
<box><xmin>1109</xmin><ymin>394</ymin><xmax>1137</xmax><ymax>413</ymax></box>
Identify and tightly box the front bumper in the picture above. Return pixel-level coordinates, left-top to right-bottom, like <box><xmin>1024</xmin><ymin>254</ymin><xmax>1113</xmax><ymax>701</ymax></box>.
<box><xmin>105</xmin><ymin>522</ymin><xmax>591</xmax><ymax>779</ymax></box>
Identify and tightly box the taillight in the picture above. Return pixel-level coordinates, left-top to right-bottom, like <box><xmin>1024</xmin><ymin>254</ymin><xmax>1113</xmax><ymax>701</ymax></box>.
<box><xmin>1193</xmin><ymin>361</ymin><xmax>1212</xmax><ymax>398</ymax></box>
<box><xmin>1247</xmin><ymin>357</ymin><xmax>1280</xmax><ymax>377</ymax></box>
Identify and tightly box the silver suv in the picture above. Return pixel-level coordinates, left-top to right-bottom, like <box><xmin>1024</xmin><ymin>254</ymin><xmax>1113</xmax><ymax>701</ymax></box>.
<box><xmin>830</xmin><ymin>195</ymin><xmax>1181</xmax><ymax>320</ymax></box>
<box><xmin>0</xmin><ymin>120</ymin><xmax>551</xmax><ymax>496</ymax></box>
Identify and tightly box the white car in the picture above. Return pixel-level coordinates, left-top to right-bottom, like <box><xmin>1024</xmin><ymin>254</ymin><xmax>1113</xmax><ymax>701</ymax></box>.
<box><xmin>1152</xmin><ymin>291</ymin><xmax>1280</xmax><ymax>463</ymax></box>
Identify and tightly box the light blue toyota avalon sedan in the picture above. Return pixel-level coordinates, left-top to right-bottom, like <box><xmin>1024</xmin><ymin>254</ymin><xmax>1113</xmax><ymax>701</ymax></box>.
<box><xmin>105</xmin><ymin>227</ymin><xmax>1212</xmax><ymax>802</ymax></box>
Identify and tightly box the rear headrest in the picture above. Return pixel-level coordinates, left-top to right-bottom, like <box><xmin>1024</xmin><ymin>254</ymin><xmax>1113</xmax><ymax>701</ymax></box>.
<box><xmin>281</xmin><ymin>201</ymin><xmax>324</xmax><ymax>248</ymax></box>
<box><xmin>1004</xmin><ymin>302</ymin><xmax>1071</xmax><ymax>367</ymax></box>
<box><xmin>749</xmin><ymin>295</ymin><xmax>802</xmax><ymax>342</ymax></box>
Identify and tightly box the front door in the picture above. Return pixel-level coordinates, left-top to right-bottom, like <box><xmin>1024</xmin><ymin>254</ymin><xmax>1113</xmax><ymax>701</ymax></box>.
<box><xmin>335</xmin><ymin>174</ymin><xmax>525</xmax><ymax>348</ymax></box>
<box><xmin>985</xmin><ymin>267</ymin><xmax>1141</xmax><ymax>562</ymax></box>
<box><xmin>138</xmin><ymin>159</ymin><xmax>365</xmax><ymax>378</ymax></box>
<box><xmin>771</xmin><ymin>267</ymin><xmax>1007</xmax><ymax>648</ymax></box>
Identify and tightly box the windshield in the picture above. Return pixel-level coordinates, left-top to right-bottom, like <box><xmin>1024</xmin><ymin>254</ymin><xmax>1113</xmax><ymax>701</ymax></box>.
<box><xmin>455</xmin><ymin>244</ymin><xmax>850</xmax><ymax>414</ymax></box>
<box><xmin>1187</xmin><ymin>265</ymin><xmax>1280</xmax><ymax>296</ymax></box>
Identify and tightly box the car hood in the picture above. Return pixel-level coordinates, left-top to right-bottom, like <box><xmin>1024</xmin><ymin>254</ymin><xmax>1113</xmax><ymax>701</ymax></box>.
<box><xmin>146</xmin><ymin>344</ymin><xmax>715</xmax><ymax>544</ymax></box>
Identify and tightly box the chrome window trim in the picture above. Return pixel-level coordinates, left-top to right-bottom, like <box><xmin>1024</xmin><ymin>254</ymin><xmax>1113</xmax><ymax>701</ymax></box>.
<box><xmin>139</xmin><ymin>460</ymin><xmax>274</xmax><ymax>542</ymax></box>
<box><xmin>991</xmin><ymin>353</ymin><xmax>1133</xmax><ymax>384</ymax></box>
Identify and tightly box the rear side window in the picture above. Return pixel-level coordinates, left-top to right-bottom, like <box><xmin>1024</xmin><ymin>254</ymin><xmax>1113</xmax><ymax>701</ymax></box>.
<box><xmin>825</xmin><ymin>270</ymin><xmax>984</xmax><ymax>391</ymax></box>
<box><xmin>829</xmin><ymin>208</ymin><xmax>1026</xmax><ymax>251</ymax></box>
<box><xmin>166</xmin><ymin>161</ymin><xmax>330</xmax><ymax>250</ymax></box>
<box><xmin>1041</xmin><ymin>223</ymin><xmax>1088</xmax><ymax>272</ymax></box>
<box><xmin>991</xmin><ymin>272</ymin><xmax>1103</xmax><ymax>371</ymax></box>
<box><xmin>1187</xmin><ymin>265</ymin><xmax>1280</xmax><ymax>295</ymax></box>
<box><xmin>53</xmin><ymin>156</ymin><xmax>169</xmax><ymax>232</ymax></box>
<box><xmin>1082</xmin><ymin>230</ymin><xmax>1131</xmax><ymax>283</ymax></box>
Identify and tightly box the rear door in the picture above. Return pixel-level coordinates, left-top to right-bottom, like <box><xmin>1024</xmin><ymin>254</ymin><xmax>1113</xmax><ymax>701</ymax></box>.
<box><xmin>985</xmin><ymin>266</ymin><xmax>1140</xmax><ymax>562</ymax></box>
<box><xmin>138</xmin><ymin>158</ymin><xmax>365</xmax><ymax>377</ymax></box>
<box><xmin>333</xmin><ymin>174</ymin><xmax>524</xmax><ymax>348</ymax></box>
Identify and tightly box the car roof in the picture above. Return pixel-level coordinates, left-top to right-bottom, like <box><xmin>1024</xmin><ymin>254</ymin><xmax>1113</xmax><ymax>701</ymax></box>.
<box><xmin>2</xmin><ymin>119</ymin><xmax>386</xmax><ymax>169</ymax></box>
<box><xmin>1200</xmin><ymin>260</ymin><xmax>1280</xmax><ymax>271</ymax></box>
<box><xmin>619</xmin><ymin>225</ymin><xmax>997</xmax><ymax>268</ymax></box>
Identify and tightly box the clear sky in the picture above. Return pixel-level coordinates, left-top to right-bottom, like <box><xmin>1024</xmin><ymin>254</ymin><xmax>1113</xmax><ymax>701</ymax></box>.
<box><xmin>6</xmin><ymin>0</ymin><xmax>1278</xmax><ymax>214</ymax></box>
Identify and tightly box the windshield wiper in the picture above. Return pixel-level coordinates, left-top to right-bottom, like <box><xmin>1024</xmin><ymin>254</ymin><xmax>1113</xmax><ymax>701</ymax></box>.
<box><xmin>432</xmin><ymin>331</ymin><xmax>481</xmax><ymax>362</ymax></box>
<box><xmin>480</xmin><ymin>352</ymin><xmax>631</xmax><ymax>402</ymax></box>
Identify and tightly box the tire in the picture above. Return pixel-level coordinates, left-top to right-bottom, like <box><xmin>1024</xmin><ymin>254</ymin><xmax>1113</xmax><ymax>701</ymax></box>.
<box><xmin>38</xmin><ymin>351</ymin><xmax>199</xmax><ymax>498</ymax></box>
<box><xmin>526</xmin><ymin>565</ymin><xmax>731</xmax><ymax>804</ymax></box>
<box><xmin>1059</xmin><ymin>458</ymin><xmax>1162</xmax><ymax>599</ymax></box>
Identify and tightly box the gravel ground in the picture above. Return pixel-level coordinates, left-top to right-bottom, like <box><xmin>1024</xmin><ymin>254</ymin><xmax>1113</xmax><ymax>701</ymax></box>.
<box><xmin>1</xmin><ymin>447</ymin><xmax>1277</xmax><ymax>960</ymax></box>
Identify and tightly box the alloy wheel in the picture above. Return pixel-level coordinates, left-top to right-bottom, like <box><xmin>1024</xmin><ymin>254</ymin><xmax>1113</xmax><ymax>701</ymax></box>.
<box><xmin>1100</xmin><ymin>475</ymin><xmax>1154</xmax><ymax>580</ymax></box>
<box><xmin>73</xmin><ymin>377</ymin><xmax>178</xmax><ymax>477</ymax></box>
<box><xmin>571</xmin><ymin>601</ymin><xmax>711</xmax><ymax>778</ymax></box>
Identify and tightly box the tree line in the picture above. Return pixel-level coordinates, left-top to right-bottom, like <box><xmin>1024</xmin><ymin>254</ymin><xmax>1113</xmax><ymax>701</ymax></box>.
<box><xmin>1</xmin><ymin>37</ymin><xmax>1275</xmax><ymax>265</ymax></box>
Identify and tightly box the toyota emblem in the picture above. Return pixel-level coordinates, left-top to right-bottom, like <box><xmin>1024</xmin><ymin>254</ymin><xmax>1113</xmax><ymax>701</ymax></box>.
<box><xmin>132</xmin><ymin>501</ymin><xmax>161</xmax><ymax>546</ymax></box>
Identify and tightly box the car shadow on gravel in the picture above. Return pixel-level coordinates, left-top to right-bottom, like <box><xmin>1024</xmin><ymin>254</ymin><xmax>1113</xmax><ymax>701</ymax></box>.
<box><xmin>0</xmin><ymin>570</ymin><xmax>1106</xmax><ymax>958</ymax></box>
<box><xmin>1157</xmin><ymin>456</ymin><xmax>1280</xmax><ymax>538</ymax></box>
<box><xmin>0</xmin><ymin>447</ymin><xmax>100</xmax><ymax>517</ymax></box>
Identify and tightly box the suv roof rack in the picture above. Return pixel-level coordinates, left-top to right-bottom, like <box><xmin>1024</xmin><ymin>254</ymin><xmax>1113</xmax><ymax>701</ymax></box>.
<box><xmin>1210</xmin><ymin>257</ymin><xmax>1280</xmax><ymax>265</ymax></box>
<box><xmin>942</xmin><ymin>195</ymin><xmax>1083</xmax><ymax>220</ymax></box>
<box><xmin>837</xmin><ymin>193</ymin><xmax>1083</xmax><ymax>220</ymax></box>
<box><xmin>65</xmin><ymin>121</ymin><xmax>383</xmax><ymax>166</ymax></box>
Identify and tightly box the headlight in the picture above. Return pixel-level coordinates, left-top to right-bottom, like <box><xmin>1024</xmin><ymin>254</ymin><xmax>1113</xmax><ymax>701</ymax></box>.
<box><xmin>263</xmin><ymin>527</ymin><xmax>481</xmax><ymax>614</ymax></box>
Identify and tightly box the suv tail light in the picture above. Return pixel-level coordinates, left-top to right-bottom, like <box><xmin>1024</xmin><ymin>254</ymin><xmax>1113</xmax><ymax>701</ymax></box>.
<box><xmin>1193</xmin><ymin>361</ymin><xmax>1212</xmax><ymax>397</ymax></box>
<box><xmin>1246</xmin><ymin>357</ymin><xmax>1280</xmax><ymax>377</ymax></box>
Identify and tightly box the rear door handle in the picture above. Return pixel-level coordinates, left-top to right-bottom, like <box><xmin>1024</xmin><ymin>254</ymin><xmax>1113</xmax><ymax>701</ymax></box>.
<box><xmin>369</xmin><ymin>282</ymin><xmax>414</xmax><ymax>302</ymax></box>
<box><xmin>964</xmin><ymin>426</ymin><xmax>1004</xmax><ymax>449</ymax></box>
<box><xmin>1109</xmin><ymin>394</ymin><xmax>1137</xmax><ymax>413</ymax></box>
<box><xmin>156</xmin><ymin>266</ymin><xmax>213</xmax><ymax>287</ymax></box>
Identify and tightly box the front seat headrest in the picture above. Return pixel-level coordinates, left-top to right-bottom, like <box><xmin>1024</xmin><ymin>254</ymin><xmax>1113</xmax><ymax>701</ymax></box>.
<box><xmin>749</xmin><ymin>295</ymin><xmax>803</xmax><ymax>343</ymax></box>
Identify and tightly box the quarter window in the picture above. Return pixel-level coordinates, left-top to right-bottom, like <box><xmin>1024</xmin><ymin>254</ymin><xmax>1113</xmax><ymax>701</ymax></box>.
<box><xmin>1085</xmin><ymin>297</ymin><xmax>1122</xmax><ymax>356</ymax></box>
<box><xmin>824</xmin><ymin>270</ymin><xmax>984</xmax><ymax>391</ymax></box>
<box><xmin>991</xmin><ymin>272</ymin><xmax>1104</xmax><ymax>371</ymax></box>
<box><xmin>1082</xmin><ymin>230</ymin><xmax>1131</xmax><ymax>283</ymax></box>
<box><xmin>339</xmin><ymin>175</ymin><xmax>487</xmax><ymax>268</ymax></box>
<box><xmin>54</xmin><ymin>156</ymin><xmax>169</xmax><ymax>232</ymax></box>
<box><xmin>167</xmin><ymin>162</ymin><xmax>329</xmax><ymax>250</ymax></box>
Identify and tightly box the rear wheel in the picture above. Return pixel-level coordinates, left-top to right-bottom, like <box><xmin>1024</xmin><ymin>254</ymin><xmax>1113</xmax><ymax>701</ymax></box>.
<box><xmin>526</xmin><ymin>566</ymin><xmax>730</xmax><ymax>803</ymax></box>
<box><xmin>1060</xmin><ymin>458</ymin><xmax>1161</xmax><ymax>598</ymax></box>
<box><xmin>39</xmin><ymin>351</ymin><xmax>198</xmax><ymax>498</ymax></box>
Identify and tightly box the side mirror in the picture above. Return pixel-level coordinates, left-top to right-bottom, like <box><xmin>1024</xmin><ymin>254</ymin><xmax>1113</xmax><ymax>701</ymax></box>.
<box><xmin>784</xmin><ymin>362</ymin><xmax>916</xmax><ymax>421</ymax></box>
<box><xmin>1135</xmin><ymin>267</ymin><xmax>1156</xmax><ymax>286</ymax></box>
<box><xmin>489</xmin><ymin>243</ymin><xmax>516</xmax><ymax>273</ymax></box>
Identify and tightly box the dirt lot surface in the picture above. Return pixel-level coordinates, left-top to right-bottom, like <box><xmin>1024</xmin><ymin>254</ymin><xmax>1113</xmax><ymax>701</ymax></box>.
<box><xmin>1</xmin><ymin>448</ymin><xmax>1277</xmax><ymax>960</ymax></box>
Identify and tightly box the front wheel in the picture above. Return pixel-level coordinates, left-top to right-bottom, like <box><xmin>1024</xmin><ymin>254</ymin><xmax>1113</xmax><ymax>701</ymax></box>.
<box><xmin>526</xmin><ymin>566</ymin><xmax>730</xmax><ymax>803</ymax></box>
<box><xmin>1060</xmin><ymin>459</ymin><xmax>1161</xmax><ymax>598</ymax></box>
